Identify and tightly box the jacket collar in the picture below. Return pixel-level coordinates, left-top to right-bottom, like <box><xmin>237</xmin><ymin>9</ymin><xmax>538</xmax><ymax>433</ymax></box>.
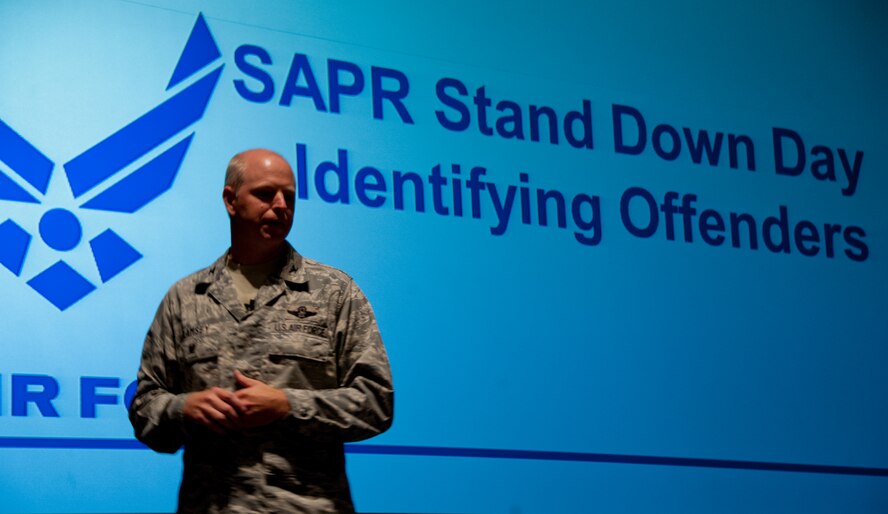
<box><xmin>195</xmin><ymin>243</ymin><xmax>309</xmax><ymax>320</ymax></box>
<box><xmin>198</xmin><ymin>243</ymin><xmax>308</xmax><ymax>290</ymax></box>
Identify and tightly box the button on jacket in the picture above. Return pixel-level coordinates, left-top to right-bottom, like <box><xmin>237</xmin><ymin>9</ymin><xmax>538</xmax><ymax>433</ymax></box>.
<box><xmin>129</xmin><ymin>245</ymin><xmax>394</xmax><ymax>513</ymax></box>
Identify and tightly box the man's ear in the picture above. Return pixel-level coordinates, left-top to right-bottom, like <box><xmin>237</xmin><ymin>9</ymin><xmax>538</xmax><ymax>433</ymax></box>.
<box><xmin>223</xmin><ymin>186</ymin><xmax>237</xmax><ymax>216</ymax></box>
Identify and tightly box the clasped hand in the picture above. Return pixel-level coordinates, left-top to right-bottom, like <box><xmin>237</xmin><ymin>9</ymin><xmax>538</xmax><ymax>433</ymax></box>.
<box><xmin>183</xmin><ymin>370</ymin><xmax>290</xmax><ymax>433</ymax></box>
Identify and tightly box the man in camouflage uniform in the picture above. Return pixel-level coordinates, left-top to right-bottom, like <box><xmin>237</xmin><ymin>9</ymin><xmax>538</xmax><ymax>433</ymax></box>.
<box><xmin>129</xmin><ymin>149</ymin><xmax>393</xmax><ymax>513</ymax></box>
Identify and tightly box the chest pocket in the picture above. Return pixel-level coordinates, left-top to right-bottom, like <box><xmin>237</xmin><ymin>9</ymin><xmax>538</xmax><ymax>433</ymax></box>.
<box><xmin>267</xmin><ymin>335</ymin><xmax>336</xmax><ymax>388</ymax></box>
<box><xmin>182</xmin><ymin>338</ymin><xmax>221</xmax><ymax>390</ymax></box>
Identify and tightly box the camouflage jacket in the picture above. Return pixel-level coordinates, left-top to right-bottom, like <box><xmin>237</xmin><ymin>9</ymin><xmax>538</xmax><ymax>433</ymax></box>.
<box><xmin>129</xmin><ymin>245</ymin><xmax>394</xmax><ymax>513</ymax></box>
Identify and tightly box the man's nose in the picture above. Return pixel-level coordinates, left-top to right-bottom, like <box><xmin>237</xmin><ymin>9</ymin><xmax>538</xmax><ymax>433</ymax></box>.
<box><xmin>271</xmin><ymin>191</ymin><xmax>288</xmax><ymax>210</ymax></box>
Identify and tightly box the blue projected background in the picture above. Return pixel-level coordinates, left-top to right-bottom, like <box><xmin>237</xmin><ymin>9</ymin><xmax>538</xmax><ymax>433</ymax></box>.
<box><xmin>1</xmin><ymin>1</ymin><xmax>886</xmax><ymax>512</ymax></box>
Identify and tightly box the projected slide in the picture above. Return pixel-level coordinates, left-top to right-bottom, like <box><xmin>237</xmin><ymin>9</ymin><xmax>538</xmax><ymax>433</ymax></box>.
<box><xmin>0</xmin><ymin>1</ymin><xmax>885</xmax><ymax>512</ymax></box>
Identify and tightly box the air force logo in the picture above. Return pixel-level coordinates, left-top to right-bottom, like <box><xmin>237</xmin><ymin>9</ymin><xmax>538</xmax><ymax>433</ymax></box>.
<box><xmin>0</xmin><ymin>14</ymin><xmax>222</xmax><ymax>310</ymax></box>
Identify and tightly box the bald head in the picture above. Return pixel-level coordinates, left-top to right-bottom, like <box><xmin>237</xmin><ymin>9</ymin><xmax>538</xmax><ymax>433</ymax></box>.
<box><xmin>225</xmin><ymin>149</ymin><xmax>291</xmax><ymax>192</ymax></box>
<box><xmin>223</xmin><ymin>149</ymin><xmax>296</xmax><ymax>263</ymax></box>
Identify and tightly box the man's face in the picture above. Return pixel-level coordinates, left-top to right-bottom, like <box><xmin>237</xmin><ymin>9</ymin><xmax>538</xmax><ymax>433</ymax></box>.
<box><xmin>224</xmin><ymin>153</ymin><xmax>296</xmax><ymax>245</ymax></box>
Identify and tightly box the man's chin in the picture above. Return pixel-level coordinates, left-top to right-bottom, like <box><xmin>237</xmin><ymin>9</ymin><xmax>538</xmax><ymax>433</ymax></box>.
<box><xmin>260</xmin><ymin>225</ymin><xmax>290</xmax><ymax>240</ymax></box>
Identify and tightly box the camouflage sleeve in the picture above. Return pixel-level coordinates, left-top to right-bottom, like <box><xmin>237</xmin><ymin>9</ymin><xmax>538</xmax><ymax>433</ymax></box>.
<box><xmin>282</xmin><ymin>279</ymin><xmax>394</xmax><ymax>442</ymax></box>
<box><xmin>128</xmin><ymin>292</ymin><xmax>188</xmax><ymax>453</ymax></box>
